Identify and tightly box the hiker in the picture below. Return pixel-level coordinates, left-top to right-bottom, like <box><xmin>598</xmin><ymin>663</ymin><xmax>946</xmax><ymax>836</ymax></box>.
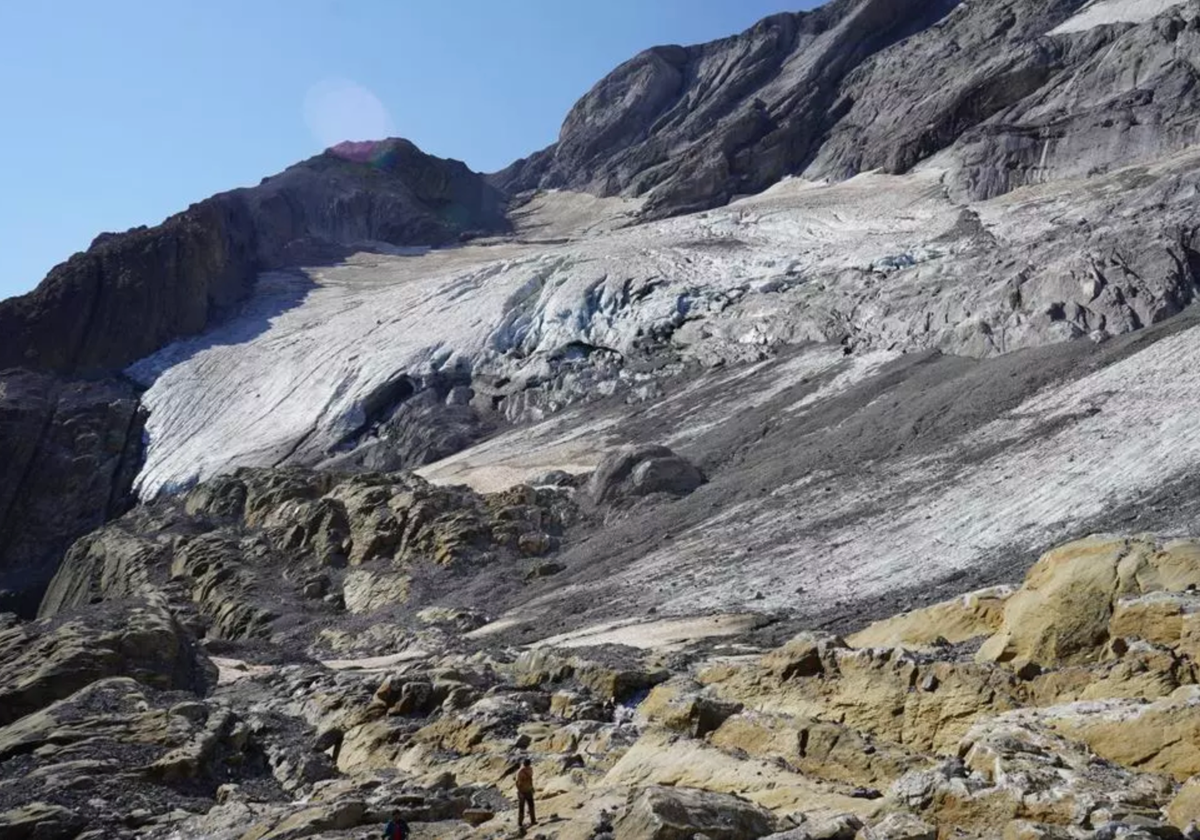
<box><xmin>516</xmin><ymin>757</ymin><xmax>537</xmax><ymax>829</ymax></box>
<box><xmin>382</xmin><ymin>810</ymin><xmax>410</xmax><ymax>840</ymax></box>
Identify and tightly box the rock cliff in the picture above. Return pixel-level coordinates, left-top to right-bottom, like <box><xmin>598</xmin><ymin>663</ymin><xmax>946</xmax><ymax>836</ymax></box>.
<box><xmin>0</xmin><ymin>369</ymin><xmax>143</xmax><ymax>615</ymax></box>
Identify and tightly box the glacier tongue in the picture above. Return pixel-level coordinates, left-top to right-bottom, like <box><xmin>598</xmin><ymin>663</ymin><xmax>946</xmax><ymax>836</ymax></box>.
<box><xmin>126</xmin><ymin>172</ymin><xmax>958</xmax><ymax>497</ymax></box>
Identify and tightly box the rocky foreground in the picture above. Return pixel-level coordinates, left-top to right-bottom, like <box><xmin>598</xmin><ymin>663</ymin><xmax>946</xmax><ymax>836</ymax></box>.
<box><xmin>6</xmin><ymin>450</ymin><xmax>1200</xmax><ymax>840</ymax></box>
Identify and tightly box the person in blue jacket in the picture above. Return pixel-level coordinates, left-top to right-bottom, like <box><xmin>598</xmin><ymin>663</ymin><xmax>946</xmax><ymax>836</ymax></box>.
<box><xmin>383</xmin><ymin>810</ymin><xmax>410</xmax><ymax>840</ymax></box>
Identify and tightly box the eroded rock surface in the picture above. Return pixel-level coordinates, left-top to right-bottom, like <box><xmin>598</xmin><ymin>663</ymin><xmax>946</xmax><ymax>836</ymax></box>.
<box><xmin>7</xmin><ymin>531</ymin><xmax>1200</xmax><ymax>839</ymax></box>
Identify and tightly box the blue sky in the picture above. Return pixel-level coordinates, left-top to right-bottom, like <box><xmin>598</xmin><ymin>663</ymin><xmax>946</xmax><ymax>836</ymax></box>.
<box><xmin>0</xmin><ymin>1</ymin><xmax>817</xmax><ymax>301</ymax></box>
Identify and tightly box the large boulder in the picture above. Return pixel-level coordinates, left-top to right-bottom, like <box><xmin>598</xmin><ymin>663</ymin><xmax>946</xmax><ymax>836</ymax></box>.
<box><xmin>977</xmin><ymin>536</ymin><xmax>1200</xmax><ymax>668</ymax></box>
<box><xmin>613</xmin><ymin>785</ymin><xmax>776</xmax><ymax>840</ymax></box>
<box><xmin>587</xmin><ymin>444</ymin><xmax>704</xmax><ymax>505</ymax></box>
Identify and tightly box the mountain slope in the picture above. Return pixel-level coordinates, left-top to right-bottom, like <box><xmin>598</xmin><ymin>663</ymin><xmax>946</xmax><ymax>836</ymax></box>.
<box><xmin>10</xmin><ymin>1</ymin><xmax>1200</xmax><ymax>837</ymax></box>
<box><xmin>5</xmin><ymin>0</ymin><xmax>1200</xmax><ymax>614</ymax></box>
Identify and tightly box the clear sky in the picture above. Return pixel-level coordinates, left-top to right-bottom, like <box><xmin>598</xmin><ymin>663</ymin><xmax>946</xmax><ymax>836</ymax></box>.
<box><xmin>0</xmin><ymin>0</ymin><xmax>818</xmax><ymax>301</ymax></box>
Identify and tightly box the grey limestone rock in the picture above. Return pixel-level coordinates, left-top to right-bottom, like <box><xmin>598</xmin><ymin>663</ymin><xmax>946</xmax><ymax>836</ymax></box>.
<box><xmin>587</xmin><ymin>444</ymin><xmax>705</xmax><ymax>505</ymax></box>
<box><xmin>613</xmin><ymin>785</ymin><xmax>776</xmax><ymax>840</ymax></box>
<box><xmin>495</xmin><ymin>0</ymin><xmax>1200</xmax><ymax>218</ymax></box>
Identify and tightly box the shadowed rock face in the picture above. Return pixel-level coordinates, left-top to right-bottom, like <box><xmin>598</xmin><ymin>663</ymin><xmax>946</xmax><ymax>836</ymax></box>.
<box><xmin>493</xmin><ymin>0</ymin><xmax>1200</xmax><ymax>217</ymax></box>
<box><xmin>0</xmin><ymin>138</ymin><xmax>508</xmax><ymax>377</ymax></box>
<box><xmin>0</xmin><ymin>196</ymin><xmax>258</xmax><ymax>376</ymax></box>
<box><xmin>0</xmin><ymin>370</ymin><xmax>144</xmax><ymax>616</ymax></box>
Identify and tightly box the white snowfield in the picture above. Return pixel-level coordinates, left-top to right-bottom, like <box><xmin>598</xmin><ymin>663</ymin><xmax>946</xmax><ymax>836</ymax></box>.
<box><xmin>1049</xmin><ymin>0</ymin><xmax>1184</xmax><ymax>34</ymax></box>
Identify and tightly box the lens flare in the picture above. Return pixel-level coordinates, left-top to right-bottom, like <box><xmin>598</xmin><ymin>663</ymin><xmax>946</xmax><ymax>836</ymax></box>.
<box><xmin>303</xmin><ymin>78</ymin><xmax>394</xmax><ymax>149</ymax></box>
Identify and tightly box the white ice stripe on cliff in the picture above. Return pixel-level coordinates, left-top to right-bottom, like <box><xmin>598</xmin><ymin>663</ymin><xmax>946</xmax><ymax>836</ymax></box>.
<box><xmin>1049</xmin><ymin>0</ymin><xmax>1184</xmax><ymax>35</ymax></box>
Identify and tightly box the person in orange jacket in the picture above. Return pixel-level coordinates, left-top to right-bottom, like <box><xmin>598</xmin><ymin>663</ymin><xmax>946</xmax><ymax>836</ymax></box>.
<box><xmin>516</xmin><ymin>758</ymin><xmax>537</xmax><ymax>829</ymax></box>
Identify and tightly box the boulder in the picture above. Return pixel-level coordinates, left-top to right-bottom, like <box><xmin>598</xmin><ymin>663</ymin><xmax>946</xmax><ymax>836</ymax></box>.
<box><xmin>640</xmin><ymin>679</ymin><xmax>743</xmax><ymax>738</ymax></box>
<box><xmin>978</xmin><ymin>536</ymin><xmax>1200</xmax><ymax>668</ymax></box>
<box><xmin>416</xmin><ymin>606</ymin><xmax>488</xmax><ymax>632</ymax></box>
<box><xmin>241</xmin><ymin>798</ymin><xmax>367</xmax><ymax>840</ymax></box>
<box><xmin>1110</xmin><ymin>591</ymin><xmax>1200</xmax><ymax>660</ymax></box>
<box><xmin>763</xmin><ymin>814</ymin><xmax>863</xmax><ymax>840</ymax></box>
<box><xmin>587</xmin><ymin>444</ymin><xmax>704</xmax><ymax>505</ymax></box>
<box><xmin>613</xmin><ymin>785</ymin><xmax>776</xmax><ymax>840</ymax></box>
<box><xmin>855</xmin><ymin>813</ymin><xmax>936</xmax><ymax>840</ymax></box>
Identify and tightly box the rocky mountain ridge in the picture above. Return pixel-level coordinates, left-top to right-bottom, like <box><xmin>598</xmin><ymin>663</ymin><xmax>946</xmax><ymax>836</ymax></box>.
<box><xmin>0</xmin><ymin>138</ymin><xmax>507</xmax><ymax>377</ymax></box>
<box><xmin>495</xmin><ymin>0</ymin><xmax>1200</xmax><ymax>215</ymax></box>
